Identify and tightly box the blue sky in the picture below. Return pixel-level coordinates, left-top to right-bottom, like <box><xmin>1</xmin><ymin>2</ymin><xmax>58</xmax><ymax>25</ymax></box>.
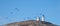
<box><xmin>0</xmin><ymin>0</ymin><xmax>60</xmax><ymax>25</ymax></box>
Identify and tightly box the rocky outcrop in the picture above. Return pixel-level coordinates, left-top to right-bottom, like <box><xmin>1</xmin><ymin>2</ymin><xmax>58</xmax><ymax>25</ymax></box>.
<box><xmin>2</xmin><ymin>20</ymin><xmax>57</xmax><ymax>26</ymax></box>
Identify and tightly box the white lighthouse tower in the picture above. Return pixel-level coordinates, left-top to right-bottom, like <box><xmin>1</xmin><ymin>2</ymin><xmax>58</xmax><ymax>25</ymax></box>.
<box><xmin>36</xmin><ymin>16</ymin><xmax>40</xmax><ymax>21</ymax></box>
<box><xmin>36</xmin><ymin>16</ymin><xmax>41</xmax><ymax>26</ymax></box>
<box><xmin>42</xmin><ymin>15</ymin><xmax>45</xmax><ymax>21</ymax></box>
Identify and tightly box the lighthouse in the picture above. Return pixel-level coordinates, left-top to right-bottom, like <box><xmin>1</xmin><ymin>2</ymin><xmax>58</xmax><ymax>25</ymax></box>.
<box><xmin>36</xmin><ymin>16</ymin><xmax>40</xmax><ymax>21</ymax></box>
<box><xmin>42</xmin><ymin>15</ymin><xmax>45</xmax><ymax>21</ymax></box>
<box><xmin>36</xmin><ymin>16</ymin><xmax>42</xmax><ymax>26</ymax></box>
